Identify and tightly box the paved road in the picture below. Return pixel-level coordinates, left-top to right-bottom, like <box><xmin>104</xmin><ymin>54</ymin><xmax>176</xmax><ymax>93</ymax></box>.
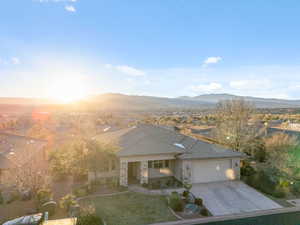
<box><xmin>191</xmin><ymin>181</ymin><xmax>282</xmax><ymax>216</ymax></box>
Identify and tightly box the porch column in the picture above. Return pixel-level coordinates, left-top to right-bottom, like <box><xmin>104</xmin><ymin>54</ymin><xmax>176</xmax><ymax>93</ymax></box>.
<box><xmin>140</xmin><ymin>161</ymin><xmax>149</xmax><ymax>184</ymax></box>
<box><xmin>182</xmin><ymin>160</ymin><xmax>192</xmax><ymax>184</ymax></box>
<box><xmin>120</xmin><ymin>160</ymin><xmax>128</xmax><ymax>186</ymax></box>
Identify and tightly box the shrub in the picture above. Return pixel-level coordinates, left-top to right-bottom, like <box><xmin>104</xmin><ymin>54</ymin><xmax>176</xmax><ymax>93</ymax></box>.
<box><xmin>245</xmin><ymin>169</ymin><xmax>287</xmax><ymax>198</ymax></box>
<box><xmin>77</xmin><ymin>205</ymin><xmax>103</xmax><ymax>225</ymax></box>
<box><xmin>77</xmin><ymin>214</ymin><xmax>103</xmax><ymax>225</ymax></box>
<box><xmin>272</xmin><ymin>190</ymin><xmax>286</xmax><ymax>198</ymax></box>
<box><xmin>107</xmin><ymin>177</ymin><xmax>119</xmax><ymax>188</ymax></box>
<box><xmin>292</xmin><ymin>181</ymin><xmax>300</xmax><ymax>194</ymax></box>
<box><xmin>254</xmin><ymin>147</ymin><xmax>266</xmax><ymax>162</ymax></box>
<box><xmin>169</xmin><ymin>192</ymin><xmax>183</xmax><ymax>212</ymax></box>
<box><xmin>36</xmin><ymin>189</ymin><xmax>53</xmax><ymax>206</ymax></box>
<box><xmin>182</xmin><ymin>190</ymin><xmax>189</xmax><ymax>198</ymax></box>
<box><xmin>241</xmin><ymin>164</ymin><xmax>256</xmax><ymax>177</ymax></box>
<box><xmin>142</xmin><ymin>183</ymin><xmax>148</xmax><ymax>188</ymax></box>
<box><xmin>0</xmin><ymin>191</ymin><xmax>3</xmax><ymax>205</ymax></box>
<box><xmin>200</xmin><ymin>208</ymin><xmax>209</xmax><ymax>216</ymax></box>
<box><xmin>194</xmin><ymin>198</ymin><xmax>203</xmax><ymax>206</ymax></box>
<box><xmin>7</xmin><ymin>191</ymin><xmax>20</xmax><ymax>204</ymax></box>
<box><xmin>73</xmin><ymin>188</ymin><xmax>87</xmax><ymax>198</ymax></box>
<box><xmin>60</xmin><ymin>194</ymin><xmax>78</xmax><ymax>211</ymax></box>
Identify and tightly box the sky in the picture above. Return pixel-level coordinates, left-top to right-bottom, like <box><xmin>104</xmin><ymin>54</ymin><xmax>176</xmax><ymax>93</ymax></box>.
<box><xmin>1</xmin><ymin>0</ymin><xmax>300</xmax><ymax>100</ymax></box>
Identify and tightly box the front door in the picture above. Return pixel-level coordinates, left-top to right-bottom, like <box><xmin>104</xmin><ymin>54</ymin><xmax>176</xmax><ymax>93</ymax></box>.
<box><xmin>128</xmin><ymin>162</ymin><xmax>140</xmax><ymax>184</ymax></box>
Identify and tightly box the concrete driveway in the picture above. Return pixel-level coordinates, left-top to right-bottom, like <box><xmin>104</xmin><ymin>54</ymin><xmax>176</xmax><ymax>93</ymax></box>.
<box><xmin>191</xmin><ymin>181</ymin><xmax>282</xmax><ymax>216</ymax></box>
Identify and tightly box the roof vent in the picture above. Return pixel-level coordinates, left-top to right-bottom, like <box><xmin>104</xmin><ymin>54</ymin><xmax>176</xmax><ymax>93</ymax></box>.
<box><xmin>103</xmin><ymin>126</ymin><xmax>111</xmax><ymax>132</ymax></box>
<box><xmin>174</xmin><ymin>143</ymin><xmax>185</xmax><ymax>149</ymax></box>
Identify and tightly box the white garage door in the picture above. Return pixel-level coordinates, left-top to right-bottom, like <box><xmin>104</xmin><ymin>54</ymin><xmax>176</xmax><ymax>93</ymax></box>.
<box><xmin>191</xmin><ymin>159</ymin><xmax>232</xmax><ymax>183</ymax></box>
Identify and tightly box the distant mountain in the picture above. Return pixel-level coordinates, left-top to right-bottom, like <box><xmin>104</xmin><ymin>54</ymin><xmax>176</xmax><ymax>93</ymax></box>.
<box><xmin>1</xmin><ymin>93</ymin><xmax>300</xmax><ymax>112</ymax></box>
<box><xmin>178</xmin><ymin>93</ymin><xmax>300</xmax><ymax>108</ymax></box>
<box><xmin>0</xmin><ymin>97</ymin><xmax>56</xmax><ymax>105</ymax></box>
<box><xmin>82</xmin><ymin>93</ymin><xmax>212</xmax><ymax>111</ymax></box>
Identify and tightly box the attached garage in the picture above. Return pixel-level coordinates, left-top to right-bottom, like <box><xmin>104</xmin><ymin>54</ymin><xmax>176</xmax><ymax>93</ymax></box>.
<box><xmin>191</xmin><ymin>158</ymin><xmax>237</xmax><ymax>184</ymax></box>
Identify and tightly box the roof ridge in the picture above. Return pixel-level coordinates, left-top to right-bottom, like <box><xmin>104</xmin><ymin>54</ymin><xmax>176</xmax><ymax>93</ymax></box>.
<box><xmin>0</xmin><ymin>132</ymin><xmax>47</xmax><ymax>142</ymax></box>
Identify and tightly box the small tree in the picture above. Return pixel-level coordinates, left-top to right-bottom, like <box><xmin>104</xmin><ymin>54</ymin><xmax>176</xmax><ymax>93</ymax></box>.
<box><xmin>85</xmin><ymin>140</ymin><xmax>118</xmax><ymax>180</ymax></box>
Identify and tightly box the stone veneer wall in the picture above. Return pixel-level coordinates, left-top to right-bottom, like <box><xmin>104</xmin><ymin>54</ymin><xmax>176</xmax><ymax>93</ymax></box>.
<box><xmin>120</xmin><ymin>161</ymin><xmax>128</xmax><ymax>186</ymax></box>
<box><xmin>182</xmin><ymin>160</ymin><xmax>192</xmax><ymax>184</ymax></box>
<box><xmin>140</xmin><ymin>161</ymin><xmax>149</xmax><ymax>184</ymax></box>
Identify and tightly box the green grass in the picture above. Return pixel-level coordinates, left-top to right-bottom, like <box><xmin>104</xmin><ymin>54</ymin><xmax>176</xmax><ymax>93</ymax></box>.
<box><xmin>79</xmin><ymin>192</ymin><xmax>178</xmax><ymax>225</ymax></box>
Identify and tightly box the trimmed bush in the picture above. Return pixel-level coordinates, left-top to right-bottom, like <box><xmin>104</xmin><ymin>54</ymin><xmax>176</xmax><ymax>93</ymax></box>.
<box><xmin>169</xmin><ymin>192</ymin><xmax>183</xmax><ymax>212</ymax></box>
<box><xmin>200</xmin><ymin>208</ymin><xmax>209</xmax><ymax>216</ymax></box>
<box><xmin>194</xmin><ymin>198</ymin><xmax>203</xmax><ymax>206</ymax></box>
<box><xmin>182</xmin><ymin>190</ymin><xmax>189</xmax><ymax>198</ymax></box>
<box><xmin>60</xmin><ymin>194</ymin><xmax>78</xmax><ymax>211</ymax></box>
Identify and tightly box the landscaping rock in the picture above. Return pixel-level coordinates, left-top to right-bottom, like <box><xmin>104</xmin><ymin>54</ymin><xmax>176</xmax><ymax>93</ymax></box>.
<box><xmin>184</xmin><ymin>203</ymin><xmax>200</xmax><ymax>215</ymax></box>
<box><xmin>21</xmin><ymin>190</ymin><xmax>31</xmax><ymax>201</ymax></box>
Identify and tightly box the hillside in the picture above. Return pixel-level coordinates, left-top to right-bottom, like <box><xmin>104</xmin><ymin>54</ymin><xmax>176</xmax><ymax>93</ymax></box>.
<box><xmin>178</xmin><ymin>94</ymin><xmax>300</xmax><ymax>108</ymax></box>
<box><xmin>1</xmin><ymin>93</ymin><xmax>300</xmax><ymax>112</ymax></box>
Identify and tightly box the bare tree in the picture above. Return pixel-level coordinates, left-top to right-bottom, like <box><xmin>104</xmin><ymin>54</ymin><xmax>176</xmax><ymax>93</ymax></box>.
<box><xmin>7</xmin><ymin>146</ymin><xmax>49</xmax><ymax>194</ymax></box>
<box><xmin>214</xmin><ymin>99</ymin><xmax>263</xmax><ymax>154</ymax></box>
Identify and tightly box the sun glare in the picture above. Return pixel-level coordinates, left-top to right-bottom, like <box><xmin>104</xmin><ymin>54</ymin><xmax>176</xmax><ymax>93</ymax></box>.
<box><xmin>48</xmin><ymin>76</ymin><xmax>88</xmax><ymax>103</ymax></box>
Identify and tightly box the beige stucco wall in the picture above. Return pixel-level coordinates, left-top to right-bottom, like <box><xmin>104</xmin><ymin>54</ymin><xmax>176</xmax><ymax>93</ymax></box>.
<box><xmin>189</xmin><ymin>157</ymin><xmax>241</xmax><ymax>184</ymax></box>
<box><xmin>174</xmin><ymin>159</ymin><xmax>183</xmax><ymax>181</ymax></box>
<box><xmin>120</xmin><ymin>153</ymin><xmax>176</xmax><ymax>163</ymax></box>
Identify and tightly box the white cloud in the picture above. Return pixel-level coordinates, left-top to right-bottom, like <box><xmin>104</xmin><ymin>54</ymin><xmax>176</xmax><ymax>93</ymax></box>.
<box><xmin>203</xmin><ymin>56</ymin><xmax>222</xmax><ymax>65</ymax></box>
<box><xmin>105</xmin><ymin>64</ymin><xmax>146</xmax><ymax>76</ymax></box>
<box><xmin>104</xmin><ymin>64</ymin><xmax>112</xmax><ymax>69</ymax></box>
<box><xmin>11</xmin><ymin>57</ymin><xmax>20</xmax><ymax>65</ymax></box>
<box><xmin>230</xmin><ymin>79</ymin><xmax>271</xmax><ymax>90</ymax></box>
<box><xmin>191</xmin><ymin>82</ymin><xmax>222</xmax><ymax>93</ymax></box>
<box><xmin>116</xmin><ymin>65</ymin><xmax>145</xmax><ymax>76</ymax></box>
<box><xmin>65</xmin><ymin>5</ymin><xmax>76</xmax><ymax>12</ymax></box>
<box><xmin>0</xmin><ymin>57</ymin><xmax>20</xmax><ymax>65</ymax></box>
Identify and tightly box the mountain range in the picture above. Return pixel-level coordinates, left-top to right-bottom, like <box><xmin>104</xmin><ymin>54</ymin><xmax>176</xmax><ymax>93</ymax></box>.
<box><xmin>1</xmin><ymin>93</ymin><xmax>300</xmax><ymax>112</ymax></box>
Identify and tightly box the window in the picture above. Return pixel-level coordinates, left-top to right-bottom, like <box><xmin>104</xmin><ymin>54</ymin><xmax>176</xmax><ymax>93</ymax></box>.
<box><xmin>158</xmin><ymin>160</ymin><xmax>163</xmax><ymax>168</ymax></box>
<box><xmin>111</xmin><ymin>159</ymin><xmax>116</xmax><ymax>171</ymax></box>
<box><xmin>101</xmin><ymin>161</ymin><xmax>109</xmax><ymax>172</ymax></box>
<box><xmin>149</xmin><ymin>160</ymin><xmax>170</xmax><ymax>169</ymax></box>
<box><xmin>165</xmin><ymin>160</ymin><xmax>169</xmax><ymax>168</ymax></box>
<box><xmin>153</xmin><ymin>160</ymin><xmax>160</xmax><ymax>169</ymax></box>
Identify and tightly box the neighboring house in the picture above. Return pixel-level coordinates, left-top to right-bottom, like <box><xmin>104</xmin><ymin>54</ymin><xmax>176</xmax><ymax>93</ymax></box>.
<box><xmin>93</xmin><ymin>124</ymin><xmax>244</xmax><ymax>186</ymax></box>
<box><xmin>0</xmin><ymin>132</ymin><xmax>47</xmax><ymax>186</ymax></box>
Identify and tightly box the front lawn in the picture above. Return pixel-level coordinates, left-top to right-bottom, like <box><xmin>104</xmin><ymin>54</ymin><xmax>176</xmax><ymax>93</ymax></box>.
<box><xmin>79</xmin><ymin>192</ymin><xmax>178</xmax><ymax>225</ymax></box>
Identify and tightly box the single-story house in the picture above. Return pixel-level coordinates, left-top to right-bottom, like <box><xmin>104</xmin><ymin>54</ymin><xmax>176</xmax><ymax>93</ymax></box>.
<box><xmin>92</xmin><ymin>124</ymin><xmax>245</xmax><ymax>186</ymax></box>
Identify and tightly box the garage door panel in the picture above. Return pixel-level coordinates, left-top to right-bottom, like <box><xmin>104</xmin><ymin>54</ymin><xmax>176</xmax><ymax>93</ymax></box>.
<box><xmin>192</xmin><ymin>159</ymin><xmax>232</xmax><ymax>183</ymax></box>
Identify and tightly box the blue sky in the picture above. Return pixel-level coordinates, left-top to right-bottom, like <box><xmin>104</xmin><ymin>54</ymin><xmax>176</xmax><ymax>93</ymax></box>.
<box><xmin>1</xmin><ymin>0</ymin><xmax>300</xmax><ymax>99</ymax></box>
